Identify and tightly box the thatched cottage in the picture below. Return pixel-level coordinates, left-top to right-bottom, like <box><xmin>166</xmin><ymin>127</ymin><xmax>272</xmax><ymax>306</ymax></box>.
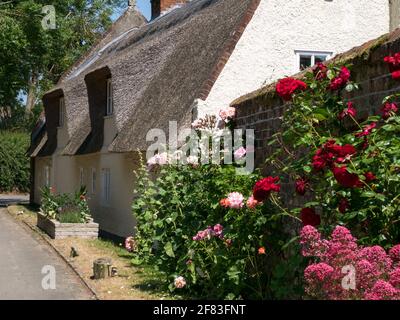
<box><xmin>29</xmin><ymin>0</ymin><xmax>399</xmax><ymax>239</ymax></box>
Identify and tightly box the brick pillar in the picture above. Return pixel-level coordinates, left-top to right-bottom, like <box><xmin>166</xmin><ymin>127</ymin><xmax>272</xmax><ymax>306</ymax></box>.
<box><xmin>151</xmin><ymin>0</ymin><xmax>188</xmax><ymax>20</ymax></box>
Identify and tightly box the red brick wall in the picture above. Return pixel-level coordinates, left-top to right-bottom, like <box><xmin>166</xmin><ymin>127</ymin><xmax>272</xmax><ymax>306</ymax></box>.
<box><xmin>231</xmin><ymin>29</ymin><xmax>400</xmax><ymax>206</ymax></box>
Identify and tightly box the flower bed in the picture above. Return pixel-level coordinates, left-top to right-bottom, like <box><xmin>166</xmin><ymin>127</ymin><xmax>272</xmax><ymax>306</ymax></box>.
<box><xmin>37</xmin><ymin>187</ymin><xmax>98</xmax><ymax>239</ymax></box>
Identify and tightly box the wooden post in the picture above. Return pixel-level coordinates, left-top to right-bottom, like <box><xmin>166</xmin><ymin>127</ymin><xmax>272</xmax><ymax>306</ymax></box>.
<box><xmin>93</xmin><ymin>258</ymin><xmax>112</xmax><ymax>280</ymax></box>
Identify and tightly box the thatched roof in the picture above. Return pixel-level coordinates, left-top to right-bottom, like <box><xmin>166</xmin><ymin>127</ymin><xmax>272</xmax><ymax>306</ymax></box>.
<box><xmin>34</xmin><ymin>0</ymin><xmax>260</xmax><ymax>156</ymax></box>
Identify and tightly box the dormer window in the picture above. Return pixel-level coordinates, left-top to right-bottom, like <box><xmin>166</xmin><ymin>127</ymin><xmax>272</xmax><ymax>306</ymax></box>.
<box><xmin>59</xmin><ymin>97</ymin><xmax>65</xmax><ymax>127</ymax></box>
<box><xmin>106</xmin><ymin>78</ymin><xmax>113</xmax><ymax>116</ymax></box>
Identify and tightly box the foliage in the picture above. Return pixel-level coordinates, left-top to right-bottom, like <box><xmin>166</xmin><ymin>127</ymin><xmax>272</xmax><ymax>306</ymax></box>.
<box><xmin>0</xmin><ymin>131</ymin><xmax>30</xmax><ymax>192</ymax></box>
<box><xmin>0</xmin><ymin>0</ymin><xmax>126</xmax><ymax>130</ymax></box>
<box><xmin>132</xmin><ymin>153</ymin><xmax>305</xmax><ymax>299</ymax></box>
<box><xmin>40</xmin><ymin>186</ymin><xmax>91</xmax><ymax>223</ymax></box>
<box><xmin>300</xmin><ymin>225</ymin><xmax>400</xmax><ymax>300</ymax></box>
<box><xmin>269</xmin><ymin>62</ymin><xmax>400</xmax><ymax>248</ymax></box>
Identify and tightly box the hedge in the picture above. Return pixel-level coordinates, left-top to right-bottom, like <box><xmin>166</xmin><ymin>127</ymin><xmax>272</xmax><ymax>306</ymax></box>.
<box><xmin>0</xmin><ymin>131</ymin><xmax>30</xmax><ymax>193</ymax></box>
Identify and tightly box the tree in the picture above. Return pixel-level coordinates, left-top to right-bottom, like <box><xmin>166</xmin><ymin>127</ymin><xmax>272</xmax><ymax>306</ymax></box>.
<box><xmin>0</xmin><ymin>0</ymin><xmax>126</xmax><ymax>130</ymax></box>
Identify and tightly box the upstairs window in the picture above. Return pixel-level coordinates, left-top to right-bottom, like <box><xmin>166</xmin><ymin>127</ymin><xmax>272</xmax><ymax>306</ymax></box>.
<box><xmin>59</xmin><ymin>97</ymin><xmax>65</xmax><ymax>127</ymax></box>
<box><xmin>295</xmin><ymin>50</ymin><xmax>333</xmax><ymax>71</ymax></box>
<box><xmin>106</xmin><ymin>78</ymin><xmax>113</xmax><ymax>116</ymax></box>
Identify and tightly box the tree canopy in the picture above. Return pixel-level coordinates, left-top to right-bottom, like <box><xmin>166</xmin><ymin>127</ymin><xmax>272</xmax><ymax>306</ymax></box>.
<box><xmin>0</xmin><ymin>0</ymin><xmax>126</xmax><ymax>131</ymax></box>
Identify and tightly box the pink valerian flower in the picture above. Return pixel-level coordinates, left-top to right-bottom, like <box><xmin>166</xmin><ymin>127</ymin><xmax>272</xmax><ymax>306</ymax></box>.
<box><xmin>358</xmin><ymin>246</ymin><xmax>393</xmax><ymax>273</ymax></box>
<box><xmin>174</xmin><ymin>276</ymin><xmax>187</xmax><ymax>289</ymax></box>
<box><xmin>219</xmin><ymin>107</ymin><xmax>236</xmax><ymax>123</ymax></box>
<box><xmin>227</xmin><ymin>192</ymin><xmax>244</xmax><ymax>209</ymax></box>
<box><xmin>300</xmin><ymin>225</ymin><xmax>400</xmax><ymax>300</ymax></box>
<box><xmin>389</xmin><ymin>245</ymin><xmax>400</xmax><ymax>263</ymax></box>
<box><xmin>234</xmin><ymin>147</ymin><xmax>247</xmax><ymax>161</ymax></box>
<box><xmin>364</xmin><ymin>280</ymin><xmax>399</xmax><ymax>300</ymax></box>
<box><xmin>380</xmin><ymin>102</ymin><xmax>398</xmax><ymax>120</ymax></box>
<box><xmin>246</xmin><ymin>195</ymin><xmax>260</xmax><ymax>210</ymax></box>
<box><xmin>389</xmin><ymin>268</ymin><xmax>400</xmax><ymax>288</ymax></box>
<box><xmin>355</xmin><ymin>122</ymin><xmax>377</xmax><ymax>138</ymax></box>
<box><xmin>300</xmin><ymin>225</ymin><xmax>327</xmax><ymax>258</ymax></box>
<box><xmin>338</xmin><ymin>102</ymin><xmax>357</xmax><ymax>120</ymax></box>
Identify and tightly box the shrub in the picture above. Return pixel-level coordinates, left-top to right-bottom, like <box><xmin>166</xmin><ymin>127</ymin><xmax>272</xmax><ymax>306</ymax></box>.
<box><xmin>39</xmin><ymin>186</ymin><xmax>91</xmax><ymax>223</ymax></box>
<box><xmin>269</xmin><ymin>60</ymin><xmax>400</xmax><ymax>247</ymax></box>
<box><xmin>132</xmin><ymin>155</ymin><xmax>305</xmax><ymax>299</ymax></box>
<box><xmin>0</xmin><ymin>131</ymin><xmax>30</xmax><ymax>193</ymax></box>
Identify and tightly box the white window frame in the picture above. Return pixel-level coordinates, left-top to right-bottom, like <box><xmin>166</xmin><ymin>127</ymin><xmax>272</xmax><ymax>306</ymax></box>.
<box><xmin>79</xmin><ymin>167</ymin><xmax>85</xmax><ymax>187</ymax></box>
<box><xmin>91</xmin><ymin>168</ymin><xmax>96</xmax><ymax>195</ymax></box>
<box><xmin>101</xmin><ymin>168</ymin><xmax>111</xmax><ymax>206</ymax></box>
<box><xmin>59</xmin><ymin>97</ymin><xmax>65</xmax><ymax>127</ymax></box>
<box><xmin>106</xmin><ymin>78</ymin><xmax>113</xmax><ymax>116</ymax></box>
<box><xmin>295</xmin><ymin>50</ymin><xmax>333</xmax><ymax>72</ymax></box>
<box><xmin>44</xmin><ymin>166</ymin><xmax>50</xmax><ymax>187</ymax></box>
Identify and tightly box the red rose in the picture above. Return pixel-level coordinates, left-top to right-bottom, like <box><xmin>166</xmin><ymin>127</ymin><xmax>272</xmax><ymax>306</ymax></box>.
<box><xmin>384</xmin><ymin>53</ymin><xmax>400</xmax><ymax>72</ymax></box>
<box><xmin>355</xmin><ymin>122</ymin><xmax>377</xmax><ymax>138</ymax></box>
<box><xmin>380</xmin><ymin>102</ymin><xmax>398</xmax><ymax>120</ymax></box>
<box><xmin>364</xmin><ymin>172</ymin><xmax>377</xmax><ymax>183</ymax></box>
<box><xmin>329</xmin><ymin>66</ymin><xmax>350</xmax><ymax>90</ymax></box>
<box><xmin>313</xmin><ymin>62</ymin><xmax>328</xmax><ymax>80</ymax></box>
<box><xmin>295</xmin><ymin>178</ymin><xmax>309</xmax><ymax>196</ymax></box>
<box><xmin>253</xmin><ymin>177</ymin><xmax>281</xmax><ymax>202</ymax></box>
<box><xmin>332</xmin><ymin>166</ymin><xmax>363</xmax><ymax>188</ymax></box>
<box><xmin>312</xmin><ymin>140</ymin><xmax>356</xmax><ymax>170</ymax></box>
<box><xmin>276</xmin><ymin>77</ymin><xmax>307</xmax><ymax>101</ymax></box>
<box><xmin>338</xmin><ymin>102</ymin><xmax>357</xmax><ymax>120</ymax></box>
<box><xmin>338</xmin><ymin>198</ymin><xmax>350</xmax><ymax>213</ymax></box>
<box><xmin>392</xmin><ymin>70</ymin><xmax>400</xmax><ymax>80</ymax></box>
<box><xmin>300</xmin><ymin>208</ymin><xmax>321</xmax><ymax>227</ymax></box>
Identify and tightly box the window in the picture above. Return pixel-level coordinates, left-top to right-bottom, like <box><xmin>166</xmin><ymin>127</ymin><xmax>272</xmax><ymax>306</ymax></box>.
<box><xmin>91</xmin><ymin>168</ymin><xmax>96</xmax><ymax>194</ymax></box>
<box><xmin>59</xmin><ymin>97</ymin><xmax>65</xmax><ymax>127</ymax></box>
<box><xmin>106</xmin><ymin>78</ymin><xmax>113</xmax><ymax>116</ymax></box>
<box><xmin>44</xmin><ymin>166</ymin><xmax>50</xmax><ymax>187</ymax></box>
<box><xmin>79</xmin><ymin>167</ymin><xmax>85</xmax><ymax>187</ymax></box>
<box><xmin>295</xmin><ymin>50</ymin><xmax>333</xmax><ymax>71</ymax></box>
<box><xmin>101</xmin><ymin>168</ymin><xmax>111</xmax><ymax>205</ymax></box>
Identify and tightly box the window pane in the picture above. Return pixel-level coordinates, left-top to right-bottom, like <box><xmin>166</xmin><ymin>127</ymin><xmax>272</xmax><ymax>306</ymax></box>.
<box><xmin>300</xmin><ymin>55</ymin><xmax>312</xmax><ymax>70</ymax></box>
<box><xmin>315</xmin><ymin>55</ymin><xmax>327</xmax><ymax>63</ymax></box>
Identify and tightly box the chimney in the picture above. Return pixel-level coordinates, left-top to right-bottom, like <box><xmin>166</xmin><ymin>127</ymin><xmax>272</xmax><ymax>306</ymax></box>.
<box><xmin>151</xmin><ymin>0</ymin><xmax>188</xmax><ymax>20</ymax></box>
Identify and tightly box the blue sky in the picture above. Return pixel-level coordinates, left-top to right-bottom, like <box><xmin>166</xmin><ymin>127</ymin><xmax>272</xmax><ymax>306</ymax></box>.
<box><xmin>112</xmin><ymin>0</ymin><xmax>152</xmax><ymax>21</ymax></box>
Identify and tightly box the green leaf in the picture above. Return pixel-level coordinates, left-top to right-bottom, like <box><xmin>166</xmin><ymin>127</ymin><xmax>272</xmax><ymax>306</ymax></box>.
<box><xmin>164</xmin><ymin>242</ymin><xmax>175</xmax><ymax>258</ymax></box>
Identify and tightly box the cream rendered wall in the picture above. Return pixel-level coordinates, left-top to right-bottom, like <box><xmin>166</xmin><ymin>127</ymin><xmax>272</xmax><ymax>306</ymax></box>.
<box><xmin>197</xmin><ymin>0</ymin><xmax>391</xmax><ymax>117</ymax></box>
<box><xmin>73</xmin><ymin>152</ymin><xmax>138</xmax><ymax>237</ymax></box>
<box><xmin>34</xmin><ymin>157</ymin><xmax>52</xmax><ymax>204</ymax></box>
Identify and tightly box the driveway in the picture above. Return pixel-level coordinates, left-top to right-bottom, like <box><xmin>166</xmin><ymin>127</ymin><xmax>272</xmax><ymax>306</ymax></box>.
<box><xmin>0</xmin><ymin>208</ymin><xmax>94</xmax><ymax>300</ymax></box>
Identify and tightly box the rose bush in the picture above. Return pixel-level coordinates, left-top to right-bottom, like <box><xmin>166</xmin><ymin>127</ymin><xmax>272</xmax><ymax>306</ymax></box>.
<box><xmin>270</xmin><ymin>60</ymin><xmax>400</xmax><ymax>248</ymax></box>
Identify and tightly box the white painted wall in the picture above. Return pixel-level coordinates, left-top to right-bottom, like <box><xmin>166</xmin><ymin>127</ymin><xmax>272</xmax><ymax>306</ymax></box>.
<box><xmin>197</xmin><ymin>0</ymin><xmax>390</xmax><ymax>118</ymax></box>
